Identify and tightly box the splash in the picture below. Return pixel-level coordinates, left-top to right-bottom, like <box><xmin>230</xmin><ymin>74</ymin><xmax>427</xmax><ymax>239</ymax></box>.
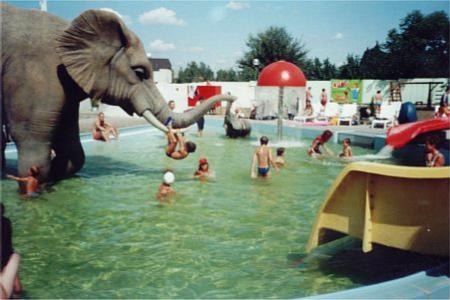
<box><xmin>352</xmin><ymin>145</ymin><xmax>394</xmax><ymax>161</ymax></box>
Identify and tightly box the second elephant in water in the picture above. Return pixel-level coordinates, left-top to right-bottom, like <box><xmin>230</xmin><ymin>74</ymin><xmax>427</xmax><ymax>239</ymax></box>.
<box><xmin>223</xmin><ymin>102</ymin><xmax>251</xmax><ymax>138</ymax></box>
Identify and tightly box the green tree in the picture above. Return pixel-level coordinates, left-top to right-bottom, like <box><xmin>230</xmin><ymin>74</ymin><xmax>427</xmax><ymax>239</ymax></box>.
<box><xmin>338</xmin><ymin>55</ymin><xmax>361</xmax><ymax>79</ymax></box>
<box><xmin>321</xmin><ymin>58</ymin><xmax>338</xmax><ymax>80</ymax></box>
<box><xmin>216</xmin><ymin>68</ymin><xmax>239</xmax><ymax>81</ymax></box>
<box><xmin>359</xmin><ymin>42</ymin><xmax>390</xmax><ymax>79</ymax></box>
<box><xmin>383</xmin><ymin>10</ymin><xmax>449</xmax><ymax>78</ymax></box>
<box><xmin>237</xmin><ymin>26</ymin><xmax>308</xmax><ymax>75</ymax></box>
<box><xmin>176</xmin><ymin>61</ymin><xmax>214</xmax><ymax>83</ymax></box>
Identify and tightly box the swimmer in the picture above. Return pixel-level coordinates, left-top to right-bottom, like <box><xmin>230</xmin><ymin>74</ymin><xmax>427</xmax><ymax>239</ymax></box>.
<box><xmin>165</xmin><ymin>122</ymin><xmax>196</xmax><ymax>160</ymax></box>
<box><xmin>425</xmin><ymin>136</ymin><xmax>445</xmax><ymax>167</ymax></box>
<box><xmin>274</xmin><ymin>147</ymin><xmax>286</xmax><ymax>168</ymax></box>
<box><xmin>308</xmin><ymin>130</ymin><xmax>334</xmax><ymax>157</ymax></box>
<box><xmin>251</xmin><ymin>136</ymin><xmax>278</xmax><ymax>178</ymax></box>
<box><xmin>7</xmin><ymin>166</ymin><xmax>40</xmax><ymax>197</ymax></box>
<box><xmin>193</xmin><ymin>158</ymin><xmax>211</xmax><ymax>179</ymax></box>
<box><xmin>157</xmin><ymin>171</ymin><xmax>175</xmax><ymax>202</ymax></box>
<box><xmin>339</xmin><ymin>138</ymin><xmax>353</xmax><ymax>158</ymax></box>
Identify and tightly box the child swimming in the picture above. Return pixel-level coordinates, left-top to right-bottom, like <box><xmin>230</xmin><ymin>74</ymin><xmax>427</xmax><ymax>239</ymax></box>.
<box><xmin>339</xmin><ymin>138</ymin><xmax>353</xmax><ymax>158</ymax></box>
<box><xmin>193</xmin><ymin>158</ymin><xmax>211</xmax><ymax>179</ymax></box>
<box><xmin>425</xmin><ymin>136</ymin><xmax>445</xmax><ymax>167</ymax></box>
<box><xmin>274</xmin><ymin>147</ymin><xmax>286</xmax><ymax>168</ymax></box>
<box><xmin>7</xmin><ymin>166</ymin><xmax>40</xmax><ymax>197</ymax></box>
<box><xmin>251</xmin><ymin>136</ymin><xmax>278</xmax><ymax>178</ymax></box>
<box><xmin>157</xmin><ymin>171</ymin><xmax>175</xmax><ymax>202</ymax></box>
<box><xmin>308</xmin><ymin>130</ymin><xmax>333</xmax><ymax>157</ymax></box>
<box><xmin>165</xmin><ymin>126</ymin><xmax>196</xmax><ymax>160</ymax></box>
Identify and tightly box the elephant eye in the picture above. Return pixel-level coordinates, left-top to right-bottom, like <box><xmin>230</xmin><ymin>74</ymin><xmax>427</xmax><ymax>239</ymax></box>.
<box><xmin>133</xmin><ymin>67</ymin><xmax>148</xmax><ymax>81</ymax></box>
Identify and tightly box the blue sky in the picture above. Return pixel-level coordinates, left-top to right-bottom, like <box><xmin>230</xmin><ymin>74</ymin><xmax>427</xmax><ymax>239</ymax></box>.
<box><xmin>5</xmin><ymin>1</ymin><xmax>449</xmax><ymax>71</ymax></box>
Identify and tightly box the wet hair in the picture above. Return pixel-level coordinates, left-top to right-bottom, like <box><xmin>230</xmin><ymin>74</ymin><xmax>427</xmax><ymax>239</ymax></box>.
<box><xmin>322</xmin><ymin>88</ymin><xmax>325</xmax><ymax>92</ymax></box>
<box><xmin>277</xmin><ymin>147</ymin><xmax>285</xmax><ymax>156</ymax></box>
<box><xmin>29</xmin><ymin>166</ymin><xmax>40</xmax><ymax>176</ymax></box>
<box><xmin>185</xmin><ymin>141</ymin><xmax>196</xmax><ymax>153</ymax></box>
<box><xmin>425</xmin><ymin>135</ymin><xmax>440</xmax><ymax>147</ymax></box>
<box><xmin>260</xmin><ymin>136</ymin><xmax>269</xmax><ymax>145</ymax></box>
<box><xmin>343</xmin><ymin>138</ymin><xmax>351</xmax><ymax>145</ymax></box>
<box><xmin>377</xmin><ymin>90</ymin><xmax>381</xmax><ymax>93</ymax></box>
<box><xmin>321</xmin><ymin>130</ymin><xmax>333</xmax><ymax>142</ymax></box>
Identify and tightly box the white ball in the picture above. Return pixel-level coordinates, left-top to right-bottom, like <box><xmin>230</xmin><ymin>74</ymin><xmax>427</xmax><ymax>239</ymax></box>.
<box><xmin>163</xmin><ymin>171</ymin><xmax>175</xmax><ymax>184</ymax></box>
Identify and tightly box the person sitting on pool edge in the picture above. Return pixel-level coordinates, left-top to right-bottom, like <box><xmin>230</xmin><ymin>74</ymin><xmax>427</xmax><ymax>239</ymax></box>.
<box><xmin>308</xmin><ymin>130</ymin><xmax>334</xmax><ymax>157</ymax></box>
<box><xmin>92</xmin><ymin>112</ymin><xmax>119</xmax><ymax>142</ymax></box>
<box><xmin>6</xmin><ymin>166</ymin><xmax>40</xmax><ymax>197</ymax></box>
<box><xmin>339</xmin><ymin>138</ymin><xmax>353</xmax><ymax>159</ymax></box>
<box><xmin>251</xmin><ymin>136</ymin><xmax>278</xmax><ymax>178</ymax></box>
<box><xmin>165</xmin><ymin>121</ymin><xmax>196</xmax><ymax>160</ymax></box>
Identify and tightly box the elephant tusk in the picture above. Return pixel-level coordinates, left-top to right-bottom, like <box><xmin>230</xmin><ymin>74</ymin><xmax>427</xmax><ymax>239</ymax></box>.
<box><xmin>143</xmin><ymin>110</ymin><xmax>169</xmax><ymax>133</ymax></box>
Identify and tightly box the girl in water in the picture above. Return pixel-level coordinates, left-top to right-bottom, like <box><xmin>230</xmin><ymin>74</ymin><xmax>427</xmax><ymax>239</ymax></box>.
<box><xmin>193</xmin><ymin>158</ymin><xmax>211</xmax><ymax>179</ymax></box>
<box><xmin>308</xmin><ymin>130</ymin><xmax>334</xmax><ymax>157</ymax></box>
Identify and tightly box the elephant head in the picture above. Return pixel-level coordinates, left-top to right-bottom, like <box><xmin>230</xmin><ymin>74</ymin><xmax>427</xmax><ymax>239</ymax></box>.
<box><xmin>56</xmin><ymin>10</ymin><xmax>235</xmax><ymax>132</ymax></box>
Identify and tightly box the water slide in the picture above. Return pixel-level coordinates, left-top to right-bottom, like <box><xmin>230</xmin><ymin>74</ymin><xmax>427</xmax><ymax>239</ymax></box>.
<box><xmin>306</xmin><ymin>162</ymin><xmax>449</xmax><ymax>257</ymax></box>
<box><xmin>386</xmin><ymin>117</ymin><xmax>450</xmax><ymax>149</ymax></box>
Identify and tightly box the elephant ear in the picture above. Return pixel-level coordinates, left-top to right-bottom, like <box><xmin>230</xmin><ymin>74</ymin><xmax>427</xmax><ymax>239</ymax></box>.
<box><xmin>56</xmin><ymin>9</ymin><xmax>133</xmax><ymax>98</ymax></box>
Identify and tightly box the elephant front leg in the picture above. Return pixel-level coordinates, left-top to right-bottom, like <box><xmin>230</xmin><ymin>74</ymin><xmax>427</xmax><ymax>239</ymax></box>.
<box><xmin>51</xmin><ymin>138</ymin><xmax>85</xmax><ymax>180</ymax></box>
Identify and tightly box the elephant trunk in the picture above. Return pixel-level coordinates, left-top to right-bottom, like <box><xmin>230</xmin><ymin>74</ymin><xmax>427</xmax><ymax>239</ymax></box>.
<box><xmin>132</xmin><ymin>82</ymin><xmax>236</xmax><ymax>132</ymax></box>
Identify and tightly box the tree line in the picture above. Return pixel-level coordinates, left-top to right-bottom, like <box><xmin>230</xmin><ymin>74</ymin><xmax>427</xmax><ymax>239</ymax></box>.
<box><xmin>175</xmin><ymin>10</ymin><xmax>448</xmax><ymax>83</ymax></box>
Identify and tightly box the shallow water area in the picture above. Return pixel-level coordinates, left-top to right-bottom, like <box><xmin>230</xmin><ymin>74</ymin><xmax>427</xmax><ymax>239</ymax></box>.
<box><xmin>3</xmin><ymin>127</ymin><xmax>397</xmax><ymax>298</ymax></box>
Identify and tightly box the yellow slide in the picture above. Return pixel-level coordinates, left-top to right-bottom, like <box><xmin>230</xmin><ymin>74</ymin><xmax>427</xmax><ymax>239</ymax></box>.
<box><xmin>306</xmin><ymin>162</ymin><xmax>450</xmax><ymax>257</ymax></box>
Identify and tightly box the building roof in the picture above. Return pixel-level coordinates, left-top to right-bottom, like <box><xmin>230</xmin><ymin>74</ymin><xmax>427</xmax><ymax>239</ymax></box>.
<box><xmin>149</xmin><ymin>58</ymin><xmax>172</xmax><ymax>71</ymax></box>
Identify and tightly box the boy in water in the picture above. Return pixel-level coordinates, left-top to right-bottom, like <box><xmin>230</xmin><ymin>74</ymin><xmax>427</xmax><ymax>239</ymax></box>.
<box><xmin>308</xmin><ymin>130</ymin><xmax>334</xmax><ymax>157</ymax></box>
<box><xmin>251</xmin><ymin>136</ymin><xmax>278</xmax><ymax>178</ymax></box>
<box><xmin>157</xmin><ymin>171</ymin><xmax>175</xmax><ymax>202</ymax></box>
<box><xmin>165</xmin><ymin>125</ymin><xmax>196</xmax><ymax>160</ymax></box>
<box><xmin>339</xmin><ymin>138</ymin><xmax>353</xmax><ymax>158</ymax></box>
<box><xmin>425</xmin><ymin>136</ymin><xmax>445</xmax><ymax>167</ymax></box>
<box><xmin>274</xmin><ymin>147</ymin><xmax>286</xmax><ymax>168</ymax></box>
<box><xmin>7</xmin><ymin>166</ymin><xmax>40</xmax><ymax>197</ymax></box>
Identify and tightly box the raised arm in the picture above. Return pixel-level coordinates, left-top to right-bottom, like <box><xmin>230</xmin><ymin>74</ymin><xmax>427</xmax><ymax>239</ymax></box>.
<box><xmin>6</xmin><ymin>175</ymin><xmax>28</xmax><ymax>182</ymax></box>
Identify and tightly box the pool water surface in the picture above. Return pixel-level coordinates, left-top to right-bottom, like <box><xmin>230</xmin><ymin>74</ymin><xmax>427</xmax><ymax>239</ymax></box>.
<box><xmin>3</xmin><ymin>127</ymin><xmax>387</xmax><ymax>298</ymax></box>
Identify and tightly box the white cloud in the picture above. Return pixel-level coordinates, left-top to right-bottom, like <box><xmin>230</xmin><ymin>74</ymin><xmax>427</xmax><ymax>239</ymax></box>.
<box><xmin>100</xmin><ymin>8</ymin><xmax>132</xmax><ymax>25</ymax></box>
<box><xmin>333</xmin><ymin>32</ymin><xmax>344</xmax><ymax>40</ymax></box>
<box><xmin>139</xmin><ymin>7</ymin><xmax>185</xmax><ymax>26</ymax></box>
<box><xmin>185</xmin><ymin>46</ymin><xmax>205</xmax><ymax>53</ymax></box>
<box><xmin>149</xmin><ymin>39</ymin><xmax>176</xmax><ymax>52</ymax></box>
<box><xmin>210</xmin><ymin>6</ymin><xmax>227</xmax><ymax>22</ymax></box>
<box><xmin>226</xmin><ymin>1</ymin><xmax>250</xmax><ymax>10</ymax></box>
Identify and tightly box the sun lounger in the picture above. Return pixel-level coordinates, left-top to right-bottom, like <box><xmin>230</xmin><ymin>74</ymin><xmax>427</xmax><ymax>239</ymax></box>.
<box><xmin>338</xmin><ymin>104</ymin><xmax>358</xmax><ymax>126</ymax></box>
<box><xmin>316</xmin><ymin>102</ymin><xmax>340</xmax><ymax>122</ymax></box>
<box><xmin>371</xmin><ymin>103</ymin><xmax>400</xmax><ymax>129</ymax></box>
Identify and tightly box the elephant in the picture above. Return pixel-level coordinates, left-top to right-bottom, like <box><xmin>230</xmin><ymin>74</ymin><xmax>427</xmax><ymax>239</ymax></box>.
<box><xmin>223</xmin><ymin>101</ymin><xmax>251</xmax><ymax>138</ymax></box>
<box><xmin>0</xmin><ymin>4</ymin><xmax>235</xmax><ymax>186</ymax></box>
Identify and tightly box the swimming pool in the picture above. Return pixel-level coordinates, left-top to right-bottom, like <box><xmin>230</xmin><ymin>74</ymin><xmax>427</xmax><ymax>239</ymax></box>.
<box><xmin>2</xmin><ymin>125</ymin><xmax>410</xmax><ymax>298</ymax></box>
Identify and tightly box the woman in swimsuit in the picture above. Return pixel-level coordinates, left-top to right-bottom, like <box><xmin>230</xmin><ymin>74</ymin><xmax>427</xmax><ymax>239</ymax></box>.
<box><xmin>308</xmin><ymin>130</ymin><xmax>333</xmax><ymax>157</ymax></box>
<box><xmin>425</xmin><ymin>136</ymin><xmax>445</xmax><ymax>167</ymax></box>
<box><xmin>92</xmin><ymin>112</ymin><xmax>119</xmax><ymax>142</ymax></box>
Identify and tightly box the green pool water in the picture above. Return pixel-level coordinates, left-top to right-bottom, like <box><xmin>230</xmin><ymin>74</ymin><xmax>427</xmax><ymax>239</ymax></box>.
<box><xmin>3</xmin><ymin>127</ymin><xmax>382</xmax><ymax>298</ymax></box>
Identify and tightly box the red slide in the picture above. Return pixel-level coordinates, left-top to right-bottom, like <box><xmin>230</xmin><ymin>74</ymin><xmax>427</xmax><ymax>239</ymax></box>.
<box><xmin>386</xmin><ymin>118</ymin><xmax>450</xmax><ymax>149</ymax></box>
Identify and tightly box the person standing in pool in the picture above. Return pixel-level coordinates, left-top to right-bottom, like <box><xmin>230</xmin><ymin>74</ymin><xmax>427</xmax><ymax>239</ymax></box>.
<box><xmin>6</xmin><ymin>166</ymin><xmax>40</xmax><ymax>197</ymax></box>
<box><xmin>308</xmin><ymin>130</ymin><xmax>334</xmax><ymax>157</ymax></box>
<box><xmin>339</xmin><ymin>138</ymin><xmax>353</xmax><ymax>158</ymax></box>
<box><xmin>196</xmin><ymin>97</ymin><xmax>206</xmax><ymax>137</ymax></box>
<box><xmin>274</xmin><ymin>147</ymin><xmax>286</xmax><ymax>168</ymax></box>
<box><xmin>251</xmin><ymin>136</ymin><xmax>278</xmax><ymax>178</ymax></box>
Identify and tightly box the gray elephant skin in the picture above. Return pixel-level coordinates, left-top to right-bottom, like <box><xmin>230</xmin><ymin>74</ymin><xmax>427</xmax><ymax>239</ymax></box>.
<box><xmin>1</xmin><ymin>4</ymin><xmax>235</xmax><ymax>186</ymax></box>
<box><xmin>223</xmin><ymin>102</ymin><xmax>251</xmax><ymax>138</ymax></box>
